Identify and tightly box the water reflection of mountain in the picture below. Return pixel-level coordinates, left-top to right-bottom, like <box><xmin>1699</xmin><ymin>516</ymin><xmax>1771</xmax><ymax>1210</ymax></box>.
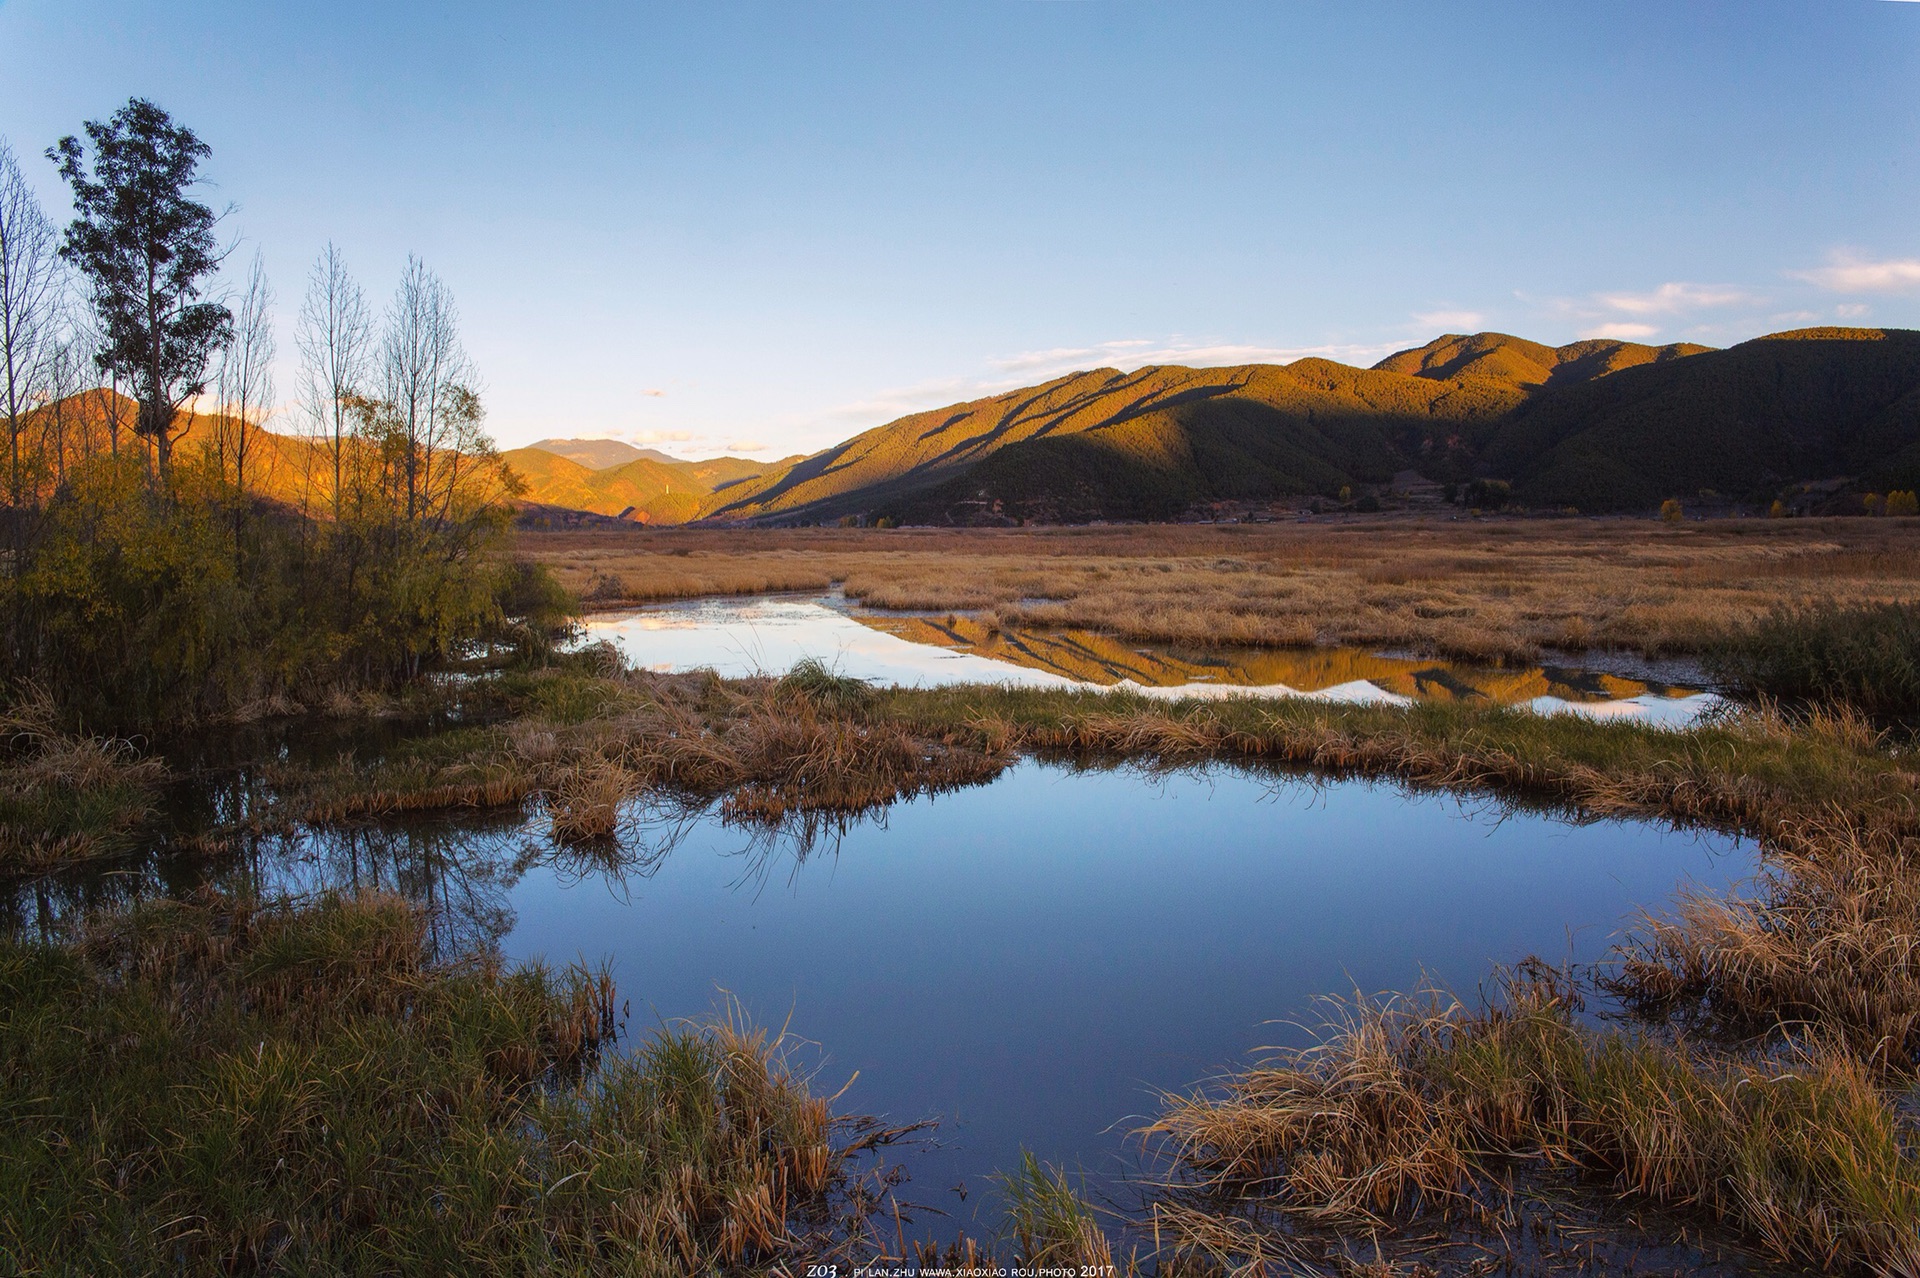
<box><xmin>855</xmin><ymin>615</ymin><xmax>1698</xmax><ymax>704</ymax></box>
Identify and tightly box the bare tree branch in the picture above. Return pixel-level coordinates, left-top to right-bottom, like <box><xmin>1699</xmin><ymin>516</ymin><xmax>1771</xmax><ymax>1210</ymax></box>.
<box><xmin>295</xmin><ymin>243</ymin><xmax>371</xmax><ymax>517</ymax></box>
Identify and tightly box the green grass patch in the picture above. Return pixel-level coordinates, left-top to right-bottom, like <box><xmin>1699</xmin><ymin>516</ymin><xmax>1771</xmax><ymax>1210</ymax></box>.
<box><xmin>0</xmin><ymin>890</ymin><xmax>874</xmax><ymax>1275</ymax></box>
<box><xmin>1707</xmin><ymin>600</ymin><xmax>1920</xmax><ymax>717</ymax></box>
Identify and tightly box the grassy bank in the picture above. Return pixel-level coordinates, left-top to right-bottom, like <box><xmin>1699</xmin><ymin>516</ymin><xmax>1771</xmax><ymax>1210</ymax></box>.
<box><xmin>194</xmin><ymin>654</ymin><xmax>1918</xmax><ymax>852</ymax></box>
<box><xmin>0</xmin><ymin>888</ymin><xmax>894</xmax><ymax>1275</ymax></box>
<box><xmin>252</xmin><ymin>658</ymin><xmax>1012</xmax><ymax>838</ymax></box>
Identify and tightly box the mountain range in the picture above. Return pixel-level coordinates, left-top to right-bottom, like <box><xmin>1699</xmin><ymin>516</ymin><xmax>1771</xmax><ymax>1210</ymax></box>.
<box><xmin>501</xmin><ymin>441</ymin><xmax>790</xmax><ymax>524</ymax></box>
<box><xmin>510</xmin><ymin>327</ymin><xmax>1920</xmax><ymax>524</ymax></box>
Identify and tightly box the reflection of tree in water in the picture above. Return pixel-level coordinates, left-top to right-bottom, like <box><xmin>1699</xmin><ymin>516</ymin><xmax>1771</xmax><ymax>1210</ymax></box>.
<box><xmin>0</xmin><ymin>812</ymin><xmax>531</xmax><ymax>964</ymax></box>
<box><xmin>244</xmin><ymin>814</ymin><xmax>526</xmax><ymax>962</ymax></box>
<box><xmin>3</xmin><ymin>777</ymin><xmax>931</xmax><ymax>953</ymax></box>
<box><xmin>509</xmin><ymin>792</ymin><xmax>887</xmax><ymax>902</ymax></box>
<box><xmin>512</xmin><ymin>793</ymin><xmax>712</xmax><ymax>898</ymax></box>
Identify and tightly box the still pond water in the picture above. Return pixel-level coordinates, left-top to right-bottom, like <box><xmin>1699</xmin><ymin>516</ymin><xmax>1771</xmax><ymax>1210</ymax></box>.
<box><xmin>22</xmin><ymin>596</ymin><xmax>1750</xmax><ymax>1239</ymax></box>
<box><xmin>237</xmin><ymin>758</ymin><xmax>1749</xmax><ymax>1235</ymax></box>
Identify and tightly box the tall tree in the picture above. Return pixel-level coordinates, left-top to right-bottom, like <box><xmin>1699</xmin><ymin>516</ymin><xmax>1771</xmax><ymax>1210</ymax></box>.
<box><xmin>380</xmin><ymin>256</ymin><xmax>470</xmax><ymax>520</ymax></box>
<box><xmin>0</xmin><ymin>138</ymin><xmax>63</xmax><ymax>508</ymax></box>
<box><xmin>38</xmin><ymin>327</ymin><xmax>93</xmax><ymax>485</ymax></box>
<box><xmin>212</xmin><ymin>249</ymin><xmax>274</xmax><ymax>499</ymax></box>
<box><xmin>295</xmin><ymin>243</ymin><xmax>371</xmax><ymax>517</ymax></box>
<box><xmin>48</xmin><ymin>98</ymin><xmax>230</xmax><ymax>482</ymax></box>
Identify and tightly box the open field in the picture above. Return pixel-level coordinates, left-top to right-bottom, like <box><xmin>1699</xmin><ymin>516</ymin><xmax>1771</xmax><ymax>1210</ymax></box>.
<box><xmin>521</xmin><ymin>517</ymin><xmax>1920</xmax><ymax>663</ymax></box>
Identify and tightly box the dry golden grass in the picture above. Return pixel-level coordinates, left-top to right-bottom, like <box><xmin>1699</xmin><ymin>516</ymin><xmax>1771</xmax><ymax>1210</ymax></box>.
<box><xmin>1610</xmin><ymin>816</ymin><xmax>1920</xmax><ymax>1069</ymax></box>
<box><xmin>1142</xmin><ymin>966</ymin><xmax>1920</xmax><ymax>1276</ymax></box>
<box><xmin>522</xmin><ymin>517</ymin><xmax>1920</xmax><ymax>662</ymax></box>
<box><xmin>265</xmin><ymin>662</ymin><xmax>1013</xmax><ymax>833</ymax></box>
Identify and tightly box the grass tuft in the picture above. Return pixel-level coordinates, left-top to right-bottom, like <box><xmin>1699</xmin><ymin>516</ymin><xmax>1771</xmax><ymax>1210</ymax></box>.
<box><xmin>1142</xmin><ymin>964</ymin><xmax>1920</xmax><ymax>1275</ymax></box>
<box><xmin>1609</xmin><ymin>819</ymin><xmax>1920</xmax><ymax>1069</ymax></box>
<box><xmin>777</xmin><ymin>657</ymin><xmax>878</xmax><ymax>717</ymax></box>
<box><xmin>0</xmin><ymin>889</ymin><xmax>883</xmax><ymax>1275</ymax></box>
<box><xmin>0</xmin><ymin>685</ymin><xmax>165</xmax><ymax>872</ymax></box>
<box><xmin>995</xmin><ymin>1151</ymin><xmax>1118</xmax><ymax>1270</ymax></box>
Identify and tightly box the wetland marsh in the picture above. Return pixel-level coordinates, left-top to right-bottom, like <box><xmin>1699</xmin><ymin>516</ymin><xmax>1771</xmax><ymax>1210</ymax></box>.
<box><xmin>10</xmin><ymin>529</ymin><xmax>1920</xmax><ymax>1272</ymax></box>
<box><xmin>18</xmin><ymin>757</ymin><xmax>1749</xmax><ymax>1244</ymax></box>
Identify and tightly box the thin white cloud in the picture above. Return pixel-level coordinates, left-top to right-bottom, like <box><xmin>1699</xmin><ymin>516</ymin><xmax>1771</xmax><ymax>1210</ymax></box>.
<box><xmin>1579</xmin><ymin>322</ymin><xmax>1660</xmax><ymax>341</ymax></box>
<box><xmin>1412</xmin><ymin>309</ymin><xmax>1485</xmax><ymax>331</ymax></box>
<box><xmin>1836</xmin><ymin>303</ymin><xmax>1871</xmax><ymax>318</ymax></box>
<box><xmin>991</xmin><ymin>340</ymin><xmax>1155</xmax><ymax>374</ymax></box>
<box><xmin>1792</xmin><ymin>252</ymin><xmax>1920</xmax><ymax>294</ymax></box>
<box><xmin>724</xmin><ymin>439</ymin><xmax>769</xmax><ymax>453</ymax></box>
<box><xmin>1596</xmin><ymin>282</ymin><xmax>1754</xmax><ymax>315</ymax></box>
<box><xmin>762</xmin><ymin>335</ymin><xmax>1418</xmax><ymax>455</ymax></box>
<box><xmin>988</xmin><ymin>337</ymin><xmax>1405</xmax><ymax>383</ymax></box>
<box><xmin>633</xmin><ymin>429</ymin><xmax>698</xmax><ymax>443</ymax></box>
<box><xmin>641</xmin><ymin>388</ymin><xmax>666</xmax><ymax>398</ymax></box>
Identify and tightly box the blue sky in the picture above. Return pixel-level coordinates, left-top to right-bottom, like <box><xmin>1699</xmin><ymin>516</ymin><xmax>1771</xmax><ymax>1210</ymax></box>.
<box><xmin>2</xmin><ymin>1</ymin><xmax>1917</xmax><ymax>457</ymax></box>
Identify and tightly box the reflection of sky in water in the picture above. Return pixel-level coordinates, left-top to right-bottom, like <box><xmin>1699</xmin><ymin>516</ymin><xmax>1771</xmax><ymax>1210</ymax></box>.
<box><xmin>581</xmin><ymin>596</ymin><xmax>1721</xmax><ymax>726</ymax></box>
<box><xmin>16</xmin><ymin>757</ymin><xmax>1753</xmax><ymax>1244</ymax></box>
<box><xmin>584</xmin><ymin>596</ymin><xmax>1076</xmax><ymax>687</ymax></box>
<box><xmin>501</xmin><ymin>760</ymin><xmax>1753</xmax><ymax>1238</ymax></box>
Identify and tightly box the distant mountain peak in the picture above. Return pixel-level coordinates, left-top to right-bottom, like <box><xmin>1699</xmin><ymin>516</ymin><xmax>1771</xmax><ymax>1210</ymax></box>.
<box><xmin>528</xmin><ymin>437</ymin><xmax>687</xmax><ymax>470</ymax></box>
<box><xmin>1372</xmin><ymin>331</ymin><xmax>1713</xmax><ymax>390</ymax></box>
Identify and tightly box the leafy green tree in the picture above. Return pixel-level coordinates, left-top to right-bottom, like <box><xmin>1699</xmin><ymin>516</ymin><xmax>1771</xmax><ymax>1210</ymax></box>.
<box><xmin>48</xmin><ymin>99</ymin><xmax>230</xmax><ymax>480</ymax></box>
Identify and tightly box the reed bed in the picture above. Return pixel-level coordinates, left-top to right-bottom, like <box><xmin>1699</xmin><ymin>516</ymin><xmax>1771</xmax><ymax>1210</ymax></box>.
<box><xmin>1610</xmin><ymin>818</ymin><xmax>1920</xmax><ymax>1069</ymax></box>
<box><xmin>1708</xmin><ymin>600</ymin><xmax>1920</xmax><ymax>716</ymax></box>
<box><xmin>0</xmin><ymin>887</ymin><xmax>889</xmax><ymax>1275</ymax></box>
<box><xmin>1141</xmin><ymin>967</ymin><xmax>1920</xmax><ymax>1276</ymax></box>
<box><xmin>525</xmin><ymin>518</ymin><xmax>1920</xmax><ymax>661</ymax></box>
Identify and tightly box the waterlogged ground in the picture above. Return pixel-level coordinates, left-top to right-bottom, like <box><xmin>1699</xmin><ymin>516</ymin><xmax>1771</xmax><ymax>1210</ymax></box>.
<box><xmin>98</xmin><ymin>758</ymin><xmax>1753</xmax><ymax>1241</ymax></box>
<box><xmin>583</xmin><ymin>594</ymin><xmax>1721</xmax><ymax>725</ymax></box>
